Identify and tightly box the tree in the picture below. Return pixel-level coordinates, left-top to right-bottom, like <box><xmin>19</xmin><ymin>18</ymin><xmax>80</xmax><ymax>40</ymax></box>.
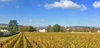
<box><xmin>69</xmin><ymin>29</ymin><xmax>73</xmax><ymax>32</ymax></box>
<box><xmin>28</xmin><ymin>26</ymin><xmax>37</xmax><ymax>32</ymax></box>
<box><xmin>18</xmin><ymin>26</ymin><xmax>37</xmax><ymax>32</ymax></box>
<box><xmin>8</xmin><ymin>20</ymin><xmax>18</xmax><ymax>32</ymax></box>
<box><xmin>18</xmin><ymin>26</ymin><xmax>29</xmax><ymax>32</ymax></box>
<box><xmin>46</xmin><ymin>25</ymin><xmax>52</xmax><ymax>32</ymax></box>
<box><xmin>60</xmin><ymin>26</ymin><xmax>66</xmax><ymax>32</ymax></box>
<box><xmin>52</xmin><ymin>24</ymin><xmax>60</xmax><ymax>32</ymax></box>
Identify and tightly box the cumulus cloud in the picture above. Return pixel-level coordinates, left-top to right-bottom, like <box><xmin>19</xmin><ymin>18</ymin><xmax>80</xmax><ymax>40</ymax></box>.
<box><xmin>81</xmin><ymin>4</ymin><xmax>87</xmax><ymax>11</ymax></box>
<box><xmin>92</xmin><ymin>1</ymin><xmax>100</xmax><ymax>8</ymax></box>
<box><xmin>15</xmin><ymin>5</ymin><xmax>19</xmax><ymax>8</ymax></box>
<box><xmin>44</xmin><ymin>0</ymin><xmax>87</xmax><ymax>10</ymax></box>
<box><xmin>0</xmin><ymin>0</ymin><xmax>15</xmax><ymax>2</ymax></box>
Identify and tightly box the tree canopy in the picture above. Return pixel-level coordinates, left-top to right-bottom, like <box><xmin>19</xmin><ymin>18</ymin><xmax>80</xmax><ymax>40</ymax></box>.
<box><xmin>8</xmin><ymin>20</ymin><xmax>18</xmax><ymax>32</ymax></box>
<box><xmin>46</xmin><ymin>25</ymin><xmax>52</xmax><ymax>32</ymax></box>
<box><xmin>46</xmin><ymin>24</ymin><xmax>68</xmax><ymax>32</ymax></box>
<box><xmin>28</xmin><ymin>26</ymin><xmax>37</xmax><ymax>32</ymax></box>
<box><xmin>52</xmin><ymin>24</ymin><xmax>60</xmax><ymax>32</ymax></box>
<box><xmin>18</xmin><ymin>26</ymin><xmax>37</xmax><ymax>32</ymax></box>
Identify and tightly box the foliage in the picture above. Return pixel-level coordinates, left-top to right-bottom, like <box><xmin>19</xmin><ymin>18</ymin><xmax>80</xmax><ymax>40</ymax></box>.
<box><xmin>46</xmin><ymin>24</ymin><xmax>98</xmax><ymax>32</ymax></box>
<box><xmin>73</xmin><ymin>27</ymin><xmax>98</xmax><ymax>32</ymax></box>
<box><xmin>8</xmin><ymin>20</ymin><xmax>18</xmax><ymax>32</ymax></box>
<box><xmin>60</xmin><ymin>26</ymin><xmax>66</xmax><ymax>32</ymax></box>
<box><xmin>52</xmin><ymin>24</ymin><xmax>60</xmax><ymax>32</ymax></box>
<box><xmin>28</xmin><ymin>26</ymin><xmax>37</xmax><ymax>32</ymax></box>
<box><xmin>46</xmin><ymin>25</ymin><xmax>52</xmax><ymax>32</ymax></box>
<box><xmin>18</xmin><ymin>26</ymin><xmax>29</xmax><ymax>32</ymax></box>
<box><xmin>68</xmin><ymin>29</ymin><xmax>73</xmax><ymax>32</ymax></box>
<box><xmin>18</xmin><ymin>26</ymin><xmax>37</xmax><ymax>32</ymax></box>
<box><xmin>46</xmin><ymin>24</ymin><xmax>68</xmax><ymax>32</ymax></box>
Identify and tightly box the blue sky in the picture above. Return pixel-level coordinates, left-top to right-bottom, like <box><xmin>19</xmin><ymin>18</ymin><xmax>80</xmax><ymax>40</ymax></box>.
<box><xmin>0</xmin><ymin>0</ymin><xmax>100</xmax><ymax>27</ymax></box>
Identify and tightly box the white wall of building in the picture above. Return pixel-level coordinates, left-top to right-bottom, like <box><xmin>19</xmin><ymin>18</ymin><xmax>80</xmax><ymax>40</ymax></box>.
<box><xmin>38</xmin><ymin>29</ymin><xmax>46</xmax><ymax>32</ymax></box>
<box><xmin>97</xmin><ymin>30</ymin><xmax>100</xmax><ymax>33</ymax></box>
<box><xmin>0</xmin><ymin>29</ymin><xmax>8</xmax><ymax>32</ymax></box>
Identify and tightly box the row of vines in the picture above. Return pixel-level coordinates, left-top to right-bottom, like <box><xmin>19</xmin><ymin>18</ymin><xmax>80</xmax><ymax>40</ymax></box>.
<box><xmin>24</xmin><ymin>32</ymin><xmax>100</xmax><ymax>48</ymax></box>
<box><xmin>0</xmin><ymin>32</ymin><xmax>33</xmax><ymax>48</ymax></box>
<box><xmin>1</xmin><ymin>32</ymin><xmax>100</xmax><ymax>48</ymax></box>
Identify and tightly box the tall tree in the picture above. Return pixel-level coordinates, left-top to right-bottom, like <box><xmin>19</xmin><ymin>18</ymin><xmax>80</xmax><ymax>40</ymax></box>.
<box><xmin>28</xmin><ymin>26</ymin><xmax>37</xmax><ymax>32</ymax></box>
<box><xmin>52</xmin><ymin>24</ymin><xmax>60</xmax><ymax>32</ymax></box>
<box><xmin>8</xmin><ymin>20</ymin><xmax>18</xmax><ymax>32</ymax></box>
<box><xmin>60</xmin><ymin>26</ymin><xmax>66</xmax><ymax>32</ymax></box>
<box><xmin>18</xmin><ymin>26</ymin><xmax>29</xmax><ymax>32</ymax></box>
<box><xmin>46</xmin><ymin>25</ymin><xmax>52</xmax><ymax>32</ymax></box>
<box><xmin>18</xmin><ymin>26</ymin><xmax>37</xmax><ymax>32</ymax></box>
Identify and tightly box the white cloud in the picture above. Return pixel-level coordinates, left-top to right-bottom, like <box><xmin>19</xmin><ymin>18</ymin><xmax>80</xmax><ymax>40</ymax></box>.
<box><xmin>92</xmin><ymin>1</ymin><xmax>100</xmax><ymax>8</ymax></box>
<box><xmin>81</xmin><ymin>4</ymin><xmax>87</xmax><ymax>11</ymax></box>
<box><xmin>15</xmin><ymin>5</ymin><xmax>19</xmax><ymax>8</ymax></box>
<box><xmin>44</xmin><ymin>0</ymin><xmax>87</xmax><ymax>10</ymax></box>
<box><xmin>0</xmin><ymin>0</ymin><xmax>15</xmax><ymax>2</ymax></box>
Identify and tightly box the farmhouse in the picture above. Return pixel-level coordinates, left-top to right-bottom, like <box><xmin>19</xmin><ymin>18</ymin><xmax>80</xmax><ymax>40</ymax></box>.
<box><xmin>0</xmin><ymin>29</ymin><xmax>8</xmax><ymax>32</ymax></box>
<box><xmin>0</xmin><ymin>23</ymin><xmax>23</xmax><ymax>32</ymax></box>
<box><xmin>97</xmin><ymin>30</ymin><xmax>100</xmax><ymax>33</ymax></box>
<box><xmin>36</xmin><ymin>27</ymin><xmax>46</xmax><ymax>32</ymax></box>
<box><xmin>0</xmin><ymin>27</ymin><xmax>8</xmax><ymax>32</ymax></box>
<box><xmin>38</xmin><ymin>29</ymin><xmax>46</xmax><ymax>32</ymax></box>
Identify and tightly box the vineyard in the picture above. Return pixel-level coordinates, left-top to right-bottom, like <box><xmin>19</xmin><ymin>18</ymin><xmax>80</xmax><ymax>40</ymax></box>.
<box><xmin>0</xmin><ymin>32</ymin><xmax>100</xmax><ymax>48</ymax></box>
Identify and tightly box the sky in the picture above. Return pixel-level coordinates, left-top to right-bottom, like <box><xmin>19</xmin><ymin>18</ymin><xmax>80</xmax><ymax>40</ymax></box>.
<box><xmin>0</xmin><ymin>0</ymin><xmax>100</xmax><ymax>27</ymax></box>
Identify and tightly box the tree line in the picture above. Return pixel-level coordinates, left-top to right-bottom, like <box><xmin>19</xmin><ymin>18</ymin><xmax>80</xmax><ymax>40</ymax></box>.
<box><xmin>73</xmin><ymin>27</ymin><xmax>97</xmax><ymax>32</ymax></box>
<box><xmin>46</xmin><ymin>24</ymin><xmax>68</xmax><ymax>32</ymax></box>
<box><xmin>18</xmin><ymin>26</ymin><xmax>37</xmax><ymax>32</ymax></box>
<box><xmin>8</xmin><ymin>20</ymin><xmax>37</xmax><ymax>32</ymax></box>
<box><xmin>8</xmin><ymin>20</ymin><xmax>98</xmax><ymax>32</ymax></box>
<box><xmin>46</xmin><ymin>24</ymin><xmax>98</xmax><ymax>32</ymax></box>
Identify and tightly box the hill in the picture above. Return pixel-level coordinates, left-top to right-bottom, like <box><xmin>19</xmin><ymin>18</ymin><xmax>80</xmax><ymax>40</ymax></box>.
<box><xmin>0</xmin><ymin>23</ymin><xmax>23</xmax><ymax>27</ymax></box>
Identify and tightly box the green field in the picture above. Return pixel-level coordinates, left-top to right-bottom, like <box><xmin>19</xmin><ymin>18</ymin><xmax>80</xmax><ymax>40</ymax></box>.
<box><xmin>0</xmin><ymin>32</ymin><xmax>100</xmax><ymax>48</ymax></box>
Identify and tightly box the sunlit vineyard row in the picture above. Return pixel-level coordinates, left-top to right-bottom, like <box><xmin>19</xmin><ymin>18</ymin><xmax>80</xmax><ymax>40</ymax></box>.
<box><xmin>24</xmin><ymin>32</ymin><xmax>100</xmax><ymax>48</ymax></box>
<box><xmin>1</xmin><ymin>32</ymin><xmax>100</xmax><ymax>48</ymax></box>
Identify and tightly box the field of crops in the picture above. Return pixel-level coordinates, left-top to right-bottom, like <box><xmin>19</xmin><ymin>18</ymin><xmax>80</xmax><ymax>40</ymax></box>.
<box><xmin>0</xmin><ymin>32</ymin><xmax>100</xmax><ymax>48</ymax></box>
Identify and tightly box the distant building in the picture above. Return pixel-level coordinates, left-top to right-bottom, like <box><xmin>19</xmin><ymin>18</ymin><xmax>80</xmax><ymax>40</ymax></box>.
<box><xmin>97</xmin><ymin>30</ymin><xmax>100</xmax><ymax>33</ymax></box>
<box><xmin>0</xmin><ymin>29</ymin><xmax>8</xmax><ymax>32</ymax></box>
<box><xmin>0</xmin><ymin>23</ymin><xmax>23</xmax><ymax>32</ymax></box>
<box><xmin>0</xmin><ymin>26</ymin><xmax>8</xmax><ymax>32</ymax></box>
<box><xmin>38</xmin><ymin>29</ymin><xmax>46</xmax><ymax>32</ymax></box>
